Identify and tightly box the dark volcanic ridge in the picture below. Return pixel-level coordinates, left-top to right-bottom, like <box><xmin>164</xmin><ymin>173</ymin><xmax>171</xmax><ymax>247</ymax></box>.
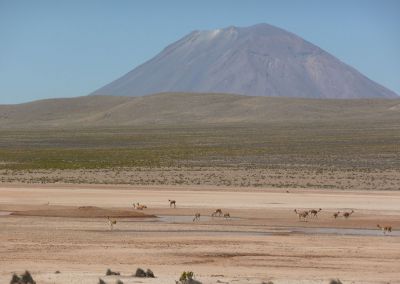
<box><xmin>91</xmin><ymin>23</ymin><xmax>397</xmax><ymax>99</ymax></box>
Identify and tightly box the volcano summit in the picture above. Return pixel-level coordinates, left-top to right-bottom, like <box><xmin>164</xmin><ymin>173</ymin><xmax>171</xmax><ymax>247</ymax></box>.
<box><xmin>92</xmin><ymin>24</ymin><xmax>397</xmax><ymax>99</ymax></box>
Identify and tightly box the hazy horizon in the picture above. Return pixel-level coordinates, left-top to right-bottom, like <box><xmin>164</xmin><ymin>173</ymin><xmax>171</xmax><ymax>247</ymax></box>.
<box><xmin>0</xmin><ymin>0</ymin><xmax>399</xmax><ymax>103</ymax></box>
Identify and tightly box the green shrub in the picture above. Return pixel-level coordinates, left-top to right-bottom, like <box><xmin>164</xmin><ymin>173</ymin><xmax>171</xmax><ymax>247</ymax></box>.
<box><xmin>10</xmin><ymin>274</ymin><xmax>21</xmax><ymax>284</ymax></box>
<box><xmin>178</xmin><ymin>271</ymin><xmax>202</xmax><ymax>284</ymax></box>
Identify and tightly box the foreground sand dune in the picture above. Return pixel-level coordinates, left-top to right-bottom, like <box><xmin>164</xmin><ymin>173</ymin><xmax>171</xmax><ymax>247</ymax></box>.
<box><xmin>1</xmin><ymin>184</ymin><xmax>399</xmax><ymax>283</ymax></box>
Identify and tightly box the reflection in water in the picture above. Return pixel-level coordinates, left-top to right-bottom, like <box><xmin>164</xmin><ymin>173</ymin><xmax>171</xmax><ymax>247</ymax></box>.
<box><xmin>290</xmin><ymin>227</ymin><xmax>400</xmax><ymax>237</ymax></box>
<box><xmin>157</xmin><ymin>215</ymin><xmax>213</xmax><ymax>223</ymax></box>
<box><xmin>154</xmin><ymin>215</ymin><xmax>399</xmax><ymax>237</ymax></box>
<box><xmin>2</xmin><ymin>211</ymin><xmax>398</xmax><ymax>237</ymax></box>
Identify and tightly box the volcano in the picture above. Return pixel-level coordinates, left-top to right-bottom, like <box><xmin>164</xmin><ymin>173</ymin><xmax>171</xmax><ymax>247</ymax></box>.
<box><xmin>91</xmin><ymin>24</ymin><xmax>397</xmax><ymax>99</ymax></box>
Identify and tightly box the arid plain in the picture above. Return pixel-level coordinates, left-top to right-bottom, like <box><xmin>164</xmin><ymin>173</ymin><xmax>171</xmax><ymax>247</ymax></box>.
<box><xmin>0</xmin><ymin>185</ymin><xmax>400</xmax><ymax>283</ymax></box>
<box><xmin>1</xmin><ymin>95</ymin><xmax>400</xmax><ymax>283</ymax></box>
<box><xmin>1</xmin><ymin>184</ymin><xmax>400</xmax><ymax>284</ymax></box>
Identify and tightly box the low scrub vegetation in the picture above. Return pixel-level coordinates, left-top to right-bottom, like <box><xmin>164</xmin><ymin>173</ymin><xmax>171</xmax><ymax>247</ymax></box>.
<box><xmin>10</xmin><ymin>271</ymin><xmax>36</xmax><ymax>284</ymax></box>
<box><xmin>1</xmin><ymin>123</ymin><xmax>398</xmax><ymax>171</ymax></box>
<box><xmin>0</xmin><ymin>123</ymin><xmax>398</xmax><ymax>189</ymax></box>
<box><xmin>177</xmin><ymin>271</ymin><xmax>202</xmax><ymax>284</ymax></box>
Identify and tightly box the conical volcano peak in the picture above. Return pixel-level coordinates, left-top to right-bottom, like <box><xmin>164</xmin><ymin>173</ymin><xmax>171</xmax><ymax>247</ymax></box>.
<box><xmin>188</xmin><ymin>26</ymin><xmax>240</xmax><ymax>42</ymax></box>
<box><xmin>92</xmin><ymin>24</ymin><xmax>397</xmax><ymax>99</ymax></box>
<box><xmin>191</xmin><ymin>24</ymin><xmax>293</xmax><ymax>42</ymax></box>
<box><xmin>239</xmin><ymin>23</ymin><xmax>291</xmax><ymax>34</ymax></box>
<box><xmin>199</xmin><ymin>23</ymin><xmax>287</xmax><ymax>35</ymax></box>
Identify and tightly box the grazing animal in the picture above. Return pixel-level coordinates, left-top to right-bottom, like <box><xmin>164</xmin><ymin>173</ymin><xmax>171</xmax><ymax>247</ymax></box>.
<box><xmin>169</xmin><ymin>199</ymin><xmax>176</xmax><ymax>208</ymax></box>
<box><xmin>294</xmin><ymin>209</ymin><xmax>309</xmax><ymax>221</ymax></box>
<box><xmin>193</xmin><ymin>213</ymin><xmax>201</xmax><ymax>222</ymax></box>
<box><xmin>223</xmin><ymin>213</ymin><xmax>230</xmax><ymax>219</ymax></box>
<box><xmin>343</xmin><ymin>210</ymin><xmax>354</xmax><ymax>219</ymax></box>
<box><xmin>309</xmin><ymin>208</ymin><xmax>322</xmax><ymax>218</ymax></box>
<box><xmin>333</xmin><ymin>211</ymin><xmax>341</xmax><ymax>219</ymax></box>
<box><xmin>107</xmin><ymin>216</ymin><xmax>117</xmax><ymax>231</ymax></box>
<box><xmin>136</xmin><ymin>203</ymin><xmax>147</xmax><ymax>210</ymax></box>
<box><xmin>377</xmin><ymin>224</ymin><xmax>392</xmax><ymax>234</ymax></box>
<box><xmin>211</xmin><ymin>209</ymin><xmax>223</xmax><ymax>217</ymax></box>
<box><xmin>134</xmin><ymin>202</ymin><xmax>147</xmax><ymax>210</ymax></box>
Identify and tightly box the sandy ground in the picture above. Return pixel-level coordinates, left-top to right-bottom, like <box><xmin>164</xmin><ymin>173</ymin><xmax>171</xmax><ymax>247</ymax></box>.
<box><xmin>1</xmin><ymin>184</ymin><xmax>400</xmax><ymax>284</ymax></box>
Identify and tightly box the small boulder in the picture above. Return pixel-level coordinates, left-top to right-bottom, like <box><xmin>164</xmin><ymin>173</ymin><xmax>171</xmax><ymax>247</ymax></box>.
<box><xmin>146</xmin><ymin>269</ymin><xmax>155</xmax><ymax>278</ymax></box>
<box><xmin>134</xmin><ymin>268</ymin><xmax>147</xmax><ymax>278</ymax></box>
<box><xmin>106</xmin><ymin>268</ymin><xmax>120</xmax><ymax>276</ymax></box>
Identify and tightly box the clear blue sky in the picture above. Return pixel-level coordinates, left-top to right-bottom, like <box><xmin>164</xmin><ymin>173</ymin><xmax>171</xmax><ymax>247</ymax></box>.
<box><xmin>0</xmin><ymin>0</ymin><xmax>399</xmax><ymax>104</ymax></box>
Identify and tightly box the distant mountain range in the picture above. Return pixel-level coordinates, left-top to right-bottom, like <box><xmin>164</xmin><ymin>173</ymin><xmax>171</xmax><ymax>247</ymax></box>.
<box><xmin>91</xmin><ymin>23</ymin><xmax>397</xmax><ymax>99</ymax></box>
<box><xmin>1</xmin><ymin>93</ymin><xmax>399</xmax><ymax>128</ymax></box>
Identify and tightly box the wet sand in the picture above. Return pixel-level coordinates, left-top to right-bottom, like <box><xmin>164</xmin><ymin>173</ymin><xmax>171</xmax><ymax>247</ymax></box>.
<box><xmin>0</xmin><ymin>184</ymin><xmax>399</xmax><ymax>283</ymax></box>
